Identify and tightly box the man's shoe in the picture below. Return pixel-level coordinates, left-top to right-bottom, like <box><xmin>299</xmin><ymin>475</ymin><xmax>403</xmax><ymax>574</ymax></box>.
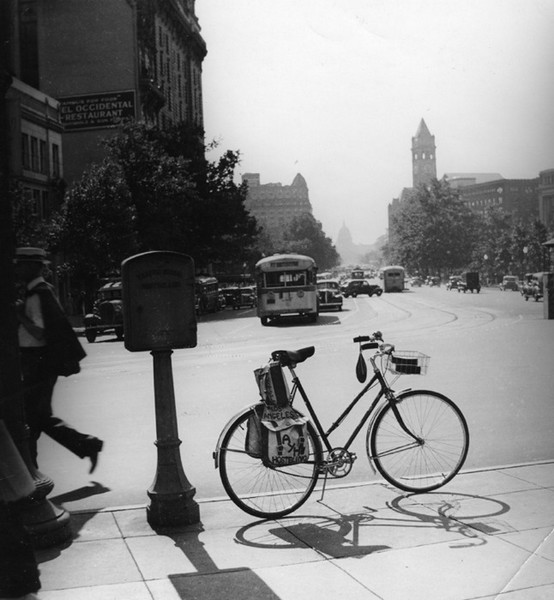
<box><xmin>88</xmin><ymin>439</ymin><xmax>104</xmax><ymax>474</ymax></box>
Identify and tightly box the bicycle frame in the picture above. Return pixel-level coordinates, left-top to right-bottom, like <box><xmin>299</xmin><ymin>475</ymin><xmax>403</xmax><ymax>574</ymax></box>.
<box><xmin>286</xmin><ymin>353</ymin><xmax>421</xmax><ymax>456</ymax></box>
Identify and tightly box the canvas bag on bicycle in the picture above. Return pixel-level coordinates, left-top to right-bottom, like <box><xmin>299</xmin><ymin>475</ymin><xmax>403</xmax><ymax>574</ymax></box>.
<box><xmin>246</xmin><ymin>361</ymin><xmax>309</xmax><ymax>466</ymax></box>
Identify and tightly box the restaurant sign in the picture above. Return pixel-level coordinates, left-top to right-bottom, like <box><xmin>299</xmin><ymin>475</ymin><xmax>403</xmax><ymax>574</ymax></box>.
<box><xmin>59</xmin><ymin>90</ymin><xmax>136</xmax><ymax>131</ymax></box>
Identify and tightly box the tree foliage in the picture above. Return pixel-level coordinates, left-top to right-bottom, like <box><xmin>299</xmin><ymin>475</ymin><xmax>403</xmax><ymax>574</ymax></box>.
<box><xmin>389</xmin><ymin>179</ymin><xmax>478</xmax><ymax>275</ymax></box>
<box><xmin>387</xmin><ymin>178</ymin><xmax>552</xmax><ymax>281</ymax></box>
<box><xmin>51</xmin><ymin>121</ymin><xmax>259</xmax><ymax>284</ymax></box>
<box><xmin>281</xmin><ymin>213</ymin><xmax>340</xmax><ymax>271</ymax></box>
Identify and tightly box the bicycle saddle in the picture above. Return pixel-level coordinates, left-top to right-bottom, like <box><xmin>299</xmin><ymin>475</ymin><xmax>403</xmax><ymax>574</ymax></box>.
<box><xmin>271</xmin><ymin>346</ymin><xmax>315</xmax><ymax>366</ymax></box>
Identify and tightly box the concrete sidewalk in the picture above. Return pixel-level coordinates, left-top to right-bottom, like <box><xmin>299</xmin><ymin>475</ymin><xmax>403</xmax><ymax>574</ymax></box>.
<box><xmin>35</xmin><ymin>462</ymin><xmax>554</xmax><ymax>600</ymax></box>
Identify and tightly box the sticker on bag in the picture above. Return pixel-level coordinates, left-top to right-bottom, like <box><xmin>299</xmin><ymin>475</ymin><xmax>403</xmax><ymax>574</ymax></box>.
<box><xmin>265</xmin><ymin>424</ymin><xmax>309</xmax><ymax>466</ymax></box>
<box><xmin>262</xmin><ymin>406</ymin><xmax>309</xmax><ymax>466</ymax></box>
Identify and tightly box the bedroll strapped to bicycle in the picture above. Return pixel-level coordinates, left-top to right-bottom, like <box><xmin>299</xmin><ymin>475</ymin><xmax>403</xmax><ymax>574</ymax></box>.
<box><xmin>246</xmin><ymin>361</ymin><xmax>309</xmax><ymax>466</ymax></box>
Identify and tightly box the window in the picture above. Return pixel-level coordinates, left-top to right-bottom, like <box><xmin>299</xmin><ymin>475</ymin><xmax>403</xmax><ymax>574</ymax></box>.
<box><xmin>39</xmin><ymin>139</ymin><xmax>46</xmax><ymax>173</ymax></box>
<box><xmin>30</xmin><ymin>137</ymin><xmax>39</xmax><ymax>171</ymax></box>
<box><xmin>22</xmin><ymin>133</ymin><xmax>30</xmax><ymax>169</ymax></box>
<box><xmin>52</xmin><ymin>143</ymin><xmax>60</xmax><ymax>177</ymax></box>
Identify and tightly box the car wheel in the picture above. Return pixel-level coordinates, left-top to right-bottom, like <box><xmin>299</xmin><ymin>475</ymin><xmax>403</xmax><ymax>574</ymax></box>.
<box><xmin>115</xmin><ymin>327</ymin><xmax>124</xmax><ymax>340</ymax></box>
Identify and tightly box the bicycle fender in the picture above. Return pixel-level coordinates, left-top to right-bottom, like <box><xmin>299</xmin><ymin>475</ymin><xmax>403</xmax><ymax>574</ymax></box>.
<box><xmin>213</xmin><ymin>403</ymin><xmax>263</xmax><ymax>469</ymax></box>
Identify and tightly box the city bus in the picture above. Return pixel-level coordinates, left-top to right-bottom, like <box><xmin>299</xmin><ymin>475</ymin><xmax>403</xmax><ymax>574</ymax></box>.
<box><xmin>381</xmin><ymin>265</ymin><xmax>405</xmax><ymax>292</ymax></box>
<box><xmin>255</xmin><ymin>254</ymin><xmax>319</xmax><ymax>325</ymax></box>
<box><xmin>195</xmin><ymin>276</ymin><xmax>220</xmax><ymax>314</ymax></box>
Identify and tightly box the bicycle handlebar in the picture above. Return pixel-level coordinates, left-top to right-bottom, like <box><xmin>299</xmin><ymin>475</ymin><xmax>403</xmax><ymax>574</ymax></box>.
<box><xmin>353</xmin><ymin>332</ymin><xmax>394</xmax><ymax>355</ymax></box>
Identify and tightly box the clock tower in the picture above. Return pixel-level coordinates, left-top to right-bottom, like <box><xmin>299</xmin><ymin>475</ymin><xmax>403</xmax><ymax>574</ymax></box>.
<box><xmin>412</xmin><ymin>119</ymin><xmax>437</xmax><ymax>188</ymax></box>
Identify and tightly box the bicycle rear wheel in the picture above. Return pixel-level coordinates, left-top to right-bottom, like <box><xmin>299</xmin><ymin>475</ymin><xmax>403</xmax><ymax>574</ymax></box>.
<box><xmin>368</xmin><ymin>390</ymin><xmax>469</xmax><ymax>493</ymax></box>
<box><xmin>219</xmin><ymin>408</ymin><xmax>322</xmax><ymax>518</ymax></box>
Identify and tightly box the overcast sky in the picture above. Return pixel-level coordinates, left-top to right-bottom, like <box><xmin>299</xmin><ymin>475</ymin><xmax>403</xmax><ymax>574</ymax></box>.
<box><xmin>196</xmin><ymin>0</ymin><xmax>554</xmax><ymax>246</ymax></box>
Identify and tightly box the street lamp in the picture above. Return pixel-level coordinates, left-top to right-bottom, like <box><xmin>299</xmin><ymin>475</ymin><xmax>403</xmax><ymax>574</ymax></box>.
<box><xmin>522</xmin><ymin>246</ymin><xmax>528</xmax><ymax>276</ymax></box>
<box><xmin>483</xmin><ymin>254</ymin><xmax>488</xmax><ymax>285</ymax></box>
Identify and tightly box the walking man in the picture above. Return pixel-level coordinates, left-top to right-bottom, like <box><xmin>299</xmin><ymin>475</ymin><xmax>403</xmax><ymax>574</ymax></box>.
<box><xmin>14</xmin><ymin>247</ymin><xmax>103</xmax><ymax>473</ymax></box>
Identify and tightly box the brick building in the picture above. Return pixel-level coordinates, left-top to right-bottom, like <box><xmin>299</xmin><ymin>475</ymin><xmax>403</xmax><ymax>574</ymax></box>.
<box><xmin>457</xmin><ymin>178</ymin><xmax>539</xmax><ymax>221</ymax></box>
<box><xmin>242</xmin><ymin>172</ymin><xmax>313</xmax><ymax>242</ymax></box>
<box><xmin>10</xmin><ymin>0</ymin><xmax>206</xmax><ymax>187</ymax></box>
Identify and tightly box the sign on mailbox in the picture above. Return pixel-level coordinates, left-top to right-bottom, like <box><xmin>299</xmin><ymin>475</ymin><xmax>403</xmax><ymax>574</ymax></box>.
<box><xmin>122</xmin><ymin>251</ymin><xmax>197</xmax><ymax>351</ymax></box>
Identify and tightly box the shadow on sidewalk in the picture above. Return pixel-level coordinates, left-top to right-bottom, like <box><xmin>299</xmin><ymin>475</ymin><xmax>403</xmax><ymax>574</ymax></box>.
<box><xmin>231</xmin><ymin>491</ymin><xmax>512</xmax><ymax>559</ymax></box>
<box><xmin>163</xmin><ymin>525</ymin><xmax>281</xmax><ymax>600</ymax></box>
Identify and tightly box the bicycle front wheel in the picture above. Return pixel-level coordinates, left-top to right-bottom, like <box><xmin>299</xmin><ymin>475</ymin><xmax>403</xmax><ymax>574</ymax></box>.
<box><xmin>368</xmin><ymin>390</ymin><xmax>469</xmax><ymax>493</ymax></box>
<box><xmin>219</xmin><ymin>408</ymin><xmax>322</xmax><ymax>518</ymax></box>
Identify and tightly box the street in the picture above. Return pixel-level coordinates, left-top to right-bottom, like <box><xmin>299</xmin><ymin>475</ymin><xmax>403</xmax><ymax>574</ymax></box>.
<box><xmin>41</xmin><ymin>285</ymin><xmax>554</xmax><ymax>513</ymax></box>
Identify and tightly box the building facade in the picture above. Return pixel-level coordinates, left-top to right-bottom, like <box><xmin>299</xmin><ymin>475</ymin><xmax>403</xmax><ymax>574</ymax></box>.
<box><xmin>458</xmin><ymin>178</ymin><xmax>539</xmax><ymax>221</ymax></box>
<box><xmin>12</xmin><ymin>0</ymin><xmax>206</xmax><ymax>186</ymax></box>
<box><xmin>242</xmin><ymin>173</ymin><xmax>313</xmax><ymax>242</ymax></box>
<box><xmin>5</xmin><ymin>77</ymin><xmax>65</xmax><ymax>219</ymax></box>
<box><xmin>538</xmin><ymin>168</ymin><xmax>554</xmax><ymax>227</ymax></box>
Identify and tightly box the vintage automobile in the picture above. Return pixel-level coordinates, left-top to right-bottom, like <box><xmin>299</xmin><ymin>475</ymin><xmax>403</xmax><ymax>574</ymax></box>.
<box><xmin>221</xmin><ymin>286</ymin><xmax>257</xmax><ymax>309</ymax></box>
<box><xmin>499</xmin><ymin>275</ymin><xmax>519</xmax><ymax>291</ymax></box>
<box><xmin>317</xmin><ymin>279</ymin><xmax>343</xmax><ymax>311</ymax></box>
<box><xmin>446</xmin><ymin>275</ymin><xmax>463</xmax><ymax>291</ymax></box>
<box><xmin>84</xmin><ymin>281</ymin><xmax>124</xmax><ymax>343</ymax></box>
<box><xmin>522</xmin><ymin>272</ymin><xmax>544</xmax><ymax>302</ymax></box>
<box><xmin>341</xmin><ymin>279</ymin><xmax>383</xmax><ymax>298</ymax></box>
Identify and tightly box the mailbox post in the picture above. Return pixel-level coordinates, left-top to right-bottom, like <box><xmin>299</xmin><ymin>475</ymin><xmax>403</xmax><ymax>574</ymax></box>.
<box><xmin>122</xmin><ymin>251</ymin><xmax>199</xmax><ymax>527</ymax></box>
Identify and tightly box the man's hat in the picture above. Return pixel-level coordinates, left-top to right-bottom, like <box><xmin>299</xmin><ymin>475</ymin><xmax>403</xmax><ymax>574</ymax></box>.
<box><xmin>14</xmin><ymin>247</ymin><xmax>50</xmax><ymax>264</ymax></box>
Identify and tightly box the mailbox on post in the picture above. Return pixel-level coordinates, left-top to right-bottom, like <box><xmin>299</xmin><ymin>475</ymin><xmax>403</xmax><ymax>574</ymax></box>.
<box><xmin>121</xmin><ymin>251</ymin><xmax>199</xmax><ymax>527</ymax></box>
<box><xmin>122</xmin><ymin>251</ymin><xmax>196</xmax><ymax>351</ymax></box>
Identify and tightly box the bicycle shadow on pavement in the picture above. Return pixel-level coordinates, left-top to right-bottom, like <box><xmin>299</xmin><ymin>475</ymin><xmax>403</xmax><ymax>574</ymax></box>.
<box><xmin>235</xmin><ymin>513</ymin><xmax>390</xmax><ymax>559</ymax></box>
<box><xmin>386</xmin><ymin>490</ymin><xmax>513</xmax><ymax>544</ymax></box>
<box><xmin>232</xmin><ymin>490</ymin><xmax>512</xmax><ymax>559</ymax></box>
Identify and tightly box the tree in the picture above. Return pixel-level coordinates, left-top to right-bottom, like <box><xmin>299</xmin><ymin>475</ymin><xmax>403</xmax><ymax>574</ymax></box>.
<box><xmin>389</xmin><ymin>179</ymin><xmax>478</xmax><ymax>275</ymax></box>
<box><xmin>51</xmin><ymin>161</ymin><xmax>138</xmax><ymax>283</ymax></box>
<box><xmin>51</xmin><ymin>121</ymin><xmax>259</xmax><ymax>284</ymax></box>
<box><xmin>281</xmin><ymin>213</ymin><xmax>340</xmax><ymax>270</ymax></box>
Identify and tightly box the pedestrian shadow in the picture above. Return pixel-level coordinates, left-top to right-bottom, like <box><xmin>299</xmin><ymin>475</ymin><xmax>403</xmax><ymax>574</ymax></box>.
<box><xmin>49</xmin><ymin>481</ymin><xmax>111</xmax><ymax>505</ymax></box>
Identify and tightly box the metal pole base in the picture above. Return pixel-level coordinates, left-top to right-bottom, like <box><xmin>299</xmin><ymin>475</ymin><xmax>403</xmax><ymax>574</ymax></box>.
<box><xmin>20</xmin><ymin>498</ymin><xmax>72</xmax><ymax>548</ymax></box>
<box><xmin>146</xmin><ymin>488</ymin><xmax>199</xmax><ymax>528</ymax></box>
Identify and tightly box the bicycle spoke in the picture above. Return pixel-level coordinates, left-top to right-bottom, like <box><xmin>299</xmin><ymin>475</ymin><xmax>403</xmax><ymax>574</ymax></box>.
<box><xmin>219</xmin><ymin>410</ymin><xmax>321</xmax><ymax>518</ymax></box>
<box><xmin>369</xmin><ymin>391</ymin><xmax>469</xmax><ymax>492</ymax></box>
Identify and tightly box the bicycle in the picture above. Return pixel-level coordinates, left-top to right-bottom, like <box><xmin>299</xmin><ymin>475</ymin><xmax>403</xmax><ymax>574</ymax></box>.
<box><xmin>213</xmin><ymin>331</ymin><xmax>469</xmax><ymax>519</ymax></box>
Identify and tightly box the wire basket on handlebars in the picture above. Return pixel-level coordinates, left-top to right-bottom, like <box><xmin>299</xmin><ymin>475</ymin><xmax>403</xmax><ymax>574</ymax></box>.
<box><xmin>384</xmin><ymin>351</ymin><xmax>430</xmax><ymax>375</ymax></box>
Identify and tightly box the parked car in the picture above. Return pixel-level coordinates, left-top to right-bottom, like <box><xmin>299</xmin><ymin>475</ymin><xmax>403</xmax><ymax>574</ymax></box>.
<box><xmin>410</xmin><ymin>276</ymin><xmax>424</xmax><ymax>287</ymax></box>
<box><xmin>221</xmin><ymin>286</ymin><xmax>256</xmax><ymax>309</ymax></box>
<box><xmin>446</xmin><ymin>276</ymin><xmax>463</xmax><ymax>291</ymax></box>
<box><xmin>341</xmin><ymin>279</ymin><xmax>383</xmax><ymax>298</ymax></box>
<box><xmin>84</xmin><ymin>281</ymin><xmax>124</xmax><ymax>343</ymax></box>
<box><xmin>499</xmin><ymin>275</ymin><xmax>519</xmax><ymax>291</ymax></box>
<box><xmin>522</xmin><ymin>272</ymin><xmax>544</xmax><ymax>302</ymax></box>
<box><xmin>317</xmin><ymin>279</ymin><xmax>343</xmax><ymax>311</ymax></box>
